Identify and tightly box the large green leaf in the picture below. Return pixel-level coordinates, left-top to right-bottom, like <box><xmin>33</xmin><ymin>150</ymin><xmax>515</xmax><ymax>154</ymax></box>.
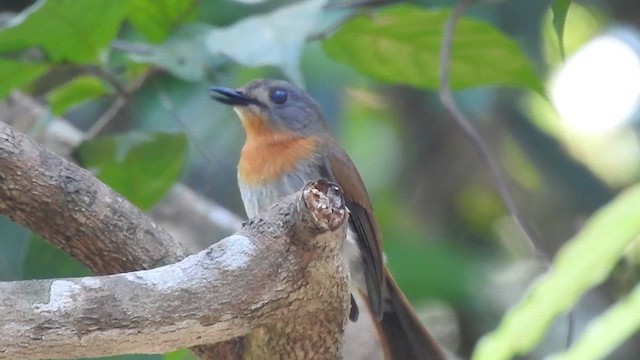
<box><xmin>0</xmin><ymin>0</ymin><xmax>129</xmax><ymax>63</ymax></box>
<box><xmin>163</xmin><ymin>349</ymin><xmax>197</xmax><ymax>360</ymax></box>
<box><xmin>323</xmin><ymin>5</ymin><xmax>543</xmax><ymax>93</ymax></box>
<box><xmin>128</xmin><ymin>0</ymin><xmax>197</xmax><ymax>43</ymax></box>
<box><xmin>47</xmin><ymin>75</ymin><xmax>110</xmax><ymax>115</ymax></box>
<box><xmin>95</xmin><ymin>355</ymin><xmax>162</xmax><ymax>360</ymax></box>
<box><xmin>472</xmin><ymin>184</ymin><xmax>640</xmax><ymax>360</ymax></box>
<box><xmin>76</xmin><ymin>132</ymin><xmax>187</xmax><ymax>210</ymax></box>
<box><xmin>129</xmin><ymin>0</ymin><xmax>326</xmax><ymax>84</ymax></box>
<box><xmin>547</xmin><ymin>283</ymin><xmax>640</xmax><ymax>360</ymax></box>
<box><xmin>0</xmin><ymin>59</ymin><xmax>48</xmax><ymax>100</ymax></box>
<box><xmin>551</xmin><ymin>0</ymin><xmax>572</xmax><ymax>59</ymax></box>
<box><xmin>128</xmin><ymin>23</ymin><xmax>212</xmax><ymax>82</ymax></box>
<box><xmin>204</xmin><ymin>0</ymin><xmax>327</xmax><ymax>86</ymax></box>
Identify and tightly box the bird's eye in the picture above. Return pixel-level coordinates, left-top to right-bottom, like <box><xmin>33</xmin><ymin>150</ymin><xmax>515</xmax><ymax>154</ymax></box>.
<box><xmin>269</xmin><ymin>88</ymin><xmax>288</xmax><ymax>104</ymax></box>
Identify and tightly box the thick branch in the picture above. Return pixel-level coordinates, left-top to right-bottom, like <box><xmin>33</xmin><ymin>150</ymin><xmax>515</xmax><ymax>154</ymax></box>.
<box><xmin>0</xmin><ymin>181</ymin><xmax>350</xmax><ymax>359</ymax></box>
<box><xmin>0</xmin><ymin>92</ymin><xmax>384</xmax><ymax>359</ymax></box>
<box><xmin>0</xmin><ymin>90</ymin><xmax>242</xmax><ymax>360</ymax></box>
<box><xmin>0</xmin><ymin>92</ymin><xmax>243</xmax><ymax>250</ymax></box>
<box><xmin>0</xmin><ymin>120</ymin><xmax>187</xmax><ymax>273</ymax></box>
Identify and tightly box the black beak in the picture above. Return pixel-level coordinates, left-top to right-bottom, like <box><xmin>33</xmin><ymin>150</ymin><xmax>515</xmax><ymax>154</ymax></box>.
<box><xmin>210</xmin><ymin>86</ymin><xmax>255</xmax><ymax>106</ymax></box>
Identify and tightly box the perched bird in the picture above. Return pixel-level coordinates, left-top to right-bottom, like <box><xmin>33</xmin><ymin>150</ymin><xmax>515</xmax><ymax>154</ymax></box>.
<box><xmin>211</xmin><ymin>79</ymin><xmax>445</xmax><ymax>360</ymax></box>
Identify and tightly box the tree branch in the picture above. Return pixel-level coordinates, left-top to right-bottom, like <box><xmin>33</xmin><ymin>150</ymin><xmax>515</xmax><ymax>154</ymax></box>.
<box><xmin>0</xmin><ymin>98</ymin><xmax>236</xmax><ymax>359</ymax></box>
<box><xmin>0</xmin><ymin>92</ymin><xmax>385</xmax><ymax>359</ymax></box>
<box><xmin>0</xmin><ymin>120</ymin><xmax>187</xmax><ymax>273</ymax></box>
<box><xmin>0</xmin><ymin>92</ymin><xmax>243</xmax><ymax>249</ymax></box>
<box><xmin>0</xmin><ymin>180</ymin><xmax>350</xmax><ymax>360</ymax></box>
<box><xmin>84</xmin><ymin>69</ymin><xmax>155</xmax><ymax>140</ymax></box>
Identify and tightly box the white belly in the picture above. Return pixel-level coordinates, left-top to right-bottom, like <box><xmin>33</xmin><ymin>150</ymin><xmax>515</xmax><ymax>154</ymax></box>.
<box><xmin>239</xmin><ymin>167</ymin><xmax>366</xmax><ymax>292</ymax></box>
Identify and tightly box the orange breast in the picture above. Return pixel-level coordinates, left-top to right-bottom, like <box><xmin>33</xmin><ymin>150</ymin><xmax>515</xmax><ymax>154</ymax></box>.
<box><xmin>237</xmin><ymin>110</ymin><xmax>318</xmax><ymax>185</ymax></box>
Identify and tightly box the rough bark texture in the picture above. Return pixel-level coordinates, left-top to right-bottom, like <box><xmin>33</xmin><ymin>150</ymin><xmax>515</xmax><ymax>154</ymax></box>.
<box><xmin>0</xmin><ymin>181</ymin><xmax>350</xmax><ymax>359</ymax></box>
<box><xmin>0</xmin><ymin>92</ymin><xmax>242</xmax><ymax>251</ymax></box>
<box><xmin>0</xmin><ymin>92</ymin><xmax>234</xmax><ymax>359</ymax></box>
<box><xmin>0</xmin><ymin>120</ymin><xmax>188</xmax><ymax>273</ymax></box>
<box><xmin>0</xmin><ymin>92</ymin><xmax>384</xmax><ymax>359</ymax></box>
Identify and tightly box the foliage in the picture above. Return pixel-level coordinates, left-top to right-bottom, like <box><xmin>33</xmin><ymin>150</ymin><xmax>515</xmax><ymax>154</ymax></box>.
<box><xmin>323</xmin><ymin>5</ymin><xmax>543</xmax><ymax>93</ymax></box>
<box><xmin>0</xmin><ymin>59</ymin><xmax>47</xmax><ymax>99</ymax></box>
<box><xmin>47</xmin><ymin>75</ymin><xmax>111</xmax><ymax>115</ymax></box>
<box><xmin>551</xmin><ymin>0</ymin><xmax>573</xmax><ymax>58</ymax></box>
<box><xmin>473</xmin><ymin>184</ymin><xmax>640</xmax><ymax>359</ymax></box>
<box><xmin>1</xmin><ymin>0</ymin><xmax>638</xmax><ymax>359</ymax></box>
<box><xmin>0</xmin><ymin>0</ymin><xmax>128</xmax><ymax>63</ymax></box>
<box><xmin>76</xmin><ymin>132</ymin><xmax>188</xmax><ymax>211</ymax></box>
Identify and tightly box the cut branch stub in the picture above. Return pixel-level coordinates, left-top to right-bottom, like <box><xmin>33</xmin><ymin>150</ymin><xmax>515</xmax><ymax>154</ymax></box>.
<box><xmin>303</xmin><ymin>179</ymin><xmax>347</xmax><ymax>232</ymax></box>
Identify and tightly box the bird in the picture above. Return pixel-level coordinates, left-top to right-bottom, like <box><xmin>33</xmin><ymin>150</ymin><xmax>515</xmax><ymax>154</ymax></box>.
<box><xmin>211</xmin><ymin>79</ymin><xmax>445</xmax><ymax>360</ymax></box>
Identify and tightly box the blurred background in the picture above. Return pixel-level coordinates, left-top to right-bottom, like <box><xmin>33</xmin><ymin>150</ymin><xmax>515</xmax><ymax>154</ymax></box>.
<box><xmin>1</xmin><ymin>0</ymin><xmax>640</xmax><ymax>359</ymax></box>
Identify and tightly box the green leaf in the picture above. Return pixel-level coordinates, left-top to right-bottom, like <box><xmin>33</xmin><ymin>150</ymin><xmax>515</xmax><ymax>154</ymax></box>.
<box><xmin>322</xmin><ymin>5</ymin><xmax>543</xmax><ymax>93</ymax></box>
<box><xmin>0</xmin><ymin>59</ymin><xmax>48</xmax><ymax>100</ymax></box>
<box><xmin>130</xmin><ymin>0</ymin><xmax>327</xmax><ymax>83</ymax></box>
<box><xmin>163</xmin><ymin>349</ymin><xmax>197</xmax><ymax>360</ymax></box>
<box><xmin>129</xmin><ymin>23</ymin><xmax>212</xmax><ymax>82</ymax></box>
<box><xmin>547</xmin><ymin>283</ymin><xmax>640</xmax><ymax>360</ymax></box>
<box><xmin>204</xmin><ymin>0</ymin><xmax>327</xmax><ymax>86</ymax></box>
<box><xmin>472</xmin><ymin>184</ymin><xmax>640</xmax><ymax>360</ymax></box>
<box><xmin>97</xmin><ymin>355</ymin><xmax>162</xmax><ymax>360</ymax></box>
<box><xmin>76</xmin><ymin>132</ymin><xmax>187</xmax><ymax>210</ymax></box>
<box><xmin>128</xmin><ymin>0</ymin><xmax>196</xmax><ymax>43</ymax></box>
<box><xmin>47</xmin><ymin>75</ymin><xmax>110</xmax><ymax>115</ymax></box>
<box><xmin>0</xmin><ymin>0</ymin><xmax>129</xmax><ymax>63</ymax></box>
<box><xmin>551</xmin><ymin>0</ymin><xmax>572</xmax><ymax>59</ymax></box>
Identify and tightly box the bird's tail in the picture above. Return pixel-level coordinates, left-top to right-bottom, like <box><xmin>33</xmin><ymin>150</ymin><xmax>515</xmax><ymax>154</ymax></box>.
<box><xmin>377</xmin><ymin>268</ymin><xmax>446</xmax><ymax>360</ymax></box>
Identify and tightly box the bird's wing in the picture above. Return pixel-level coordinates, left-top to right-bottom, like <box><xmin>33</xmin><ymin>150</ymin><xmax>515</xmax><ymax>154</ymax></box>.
<box><xmin>324</xmin><ymin>147</ymin><xmax>384</xmax><ymax>320</ymax></box>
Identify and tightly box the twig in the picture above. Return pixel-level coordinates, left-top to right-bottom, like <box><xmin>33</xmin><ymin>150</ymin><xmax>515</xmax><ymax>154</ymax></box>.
<box><xmin>110</xmin><ymin>39</ymin><xmax>155</xmax><ymax>56</ymax></box>
<box><xmin>84</xmin><ymin>70</ymin><xmax>154</xmax><ymax>140</ymax></box>
<box><xmin>437</xmin><ymin>0</ymin><xmax>549</xmax><ymax>264</ymax></box>
<box><xmin>85</xmin><ymin>65</ymin><xmax>128</xmax><ymax>97</ymax></box>
<box><xmin>438</xmin><ymin>0</ymin><xmax>578</xmax><ymax>349</ymax></box>
<box><xmin>154</xmin><ymin>83</ymin><xmax>220</xmax><ymax>188</ymax></box>
<box><xmin>84</xmin><ymin>96</ymin><xmax>127</xmax><ymax>140</ymax></box>
<box><xmin>324</xmin><ymin>0</ymin><xmax>398</xmax><ymax>10</ymax></box>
